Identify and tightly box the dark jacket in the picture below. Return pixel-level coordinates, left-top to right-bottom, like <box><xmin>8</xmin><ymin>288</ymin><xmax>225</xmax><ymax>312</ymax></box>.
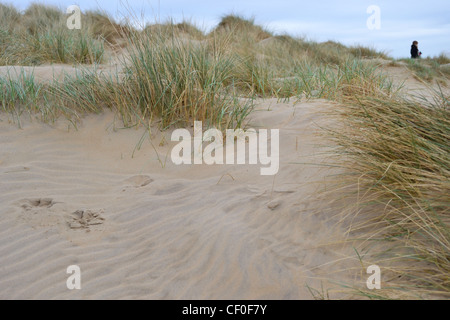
<box><xmin>411</xmin><ymin>45</ymin><xmax>419</xmax><ymax>58</ymax></box>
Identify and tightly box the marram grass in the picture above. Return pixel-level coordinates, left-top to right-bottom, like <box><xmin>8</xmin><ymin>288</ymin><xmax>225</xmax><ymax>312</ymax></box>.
<box><xmin>0</xmin><ymin>4</ymin><xmax>449</xmax><ymax>300</ymax></box>
<box><xmin>325</xmin><ymin>86</ymin><xmax>449</xmax><ymax>299</ymax></box>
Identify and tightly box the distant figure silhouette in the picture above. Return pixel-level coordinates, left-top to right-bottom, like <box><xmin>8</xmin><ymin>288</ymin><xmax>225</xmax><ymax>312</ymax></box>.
<box><xmin>411</xmin><ymin>41</ymin><xmax>422</xmax><ymax>58</ymax></box>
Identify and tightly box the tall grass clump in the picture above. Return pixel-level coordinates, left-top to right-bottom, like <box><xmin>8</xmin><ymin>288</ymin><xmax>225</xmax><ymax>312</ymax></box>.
<box><xmin>22</xmin><ymin>3</ymin><xmax>62</xmax><ymax>34</ymax></box>
<box><xmin>0</xmin><ymin>70</ymin><xmax>45</xmax><ymax>123</ymax></box>
<box><xmin>213</xmin><ymin>14</ymin><xmax>271</xmax><ymax>42</ymax></box>
<box><xmin>397</xmin><ymin>55</ymin><xmax>450</xmax><ymax>82</ymax></box>
<box><xmin>143</xmin><ymin>20</ymin><xmax>204</xmax><ymax>41</ymax></box>
<box><xmin>0</xmin><ymin>68</ymin><xmax>106</xmax><ymax>123</ymax></box>
<box><xmin>266</xmin><ymin>59</ymin><xmax>397</xmax><ymax>100</ymax></box>
<box><xmin>37</xmin><ymin>28</ymin><xmax>254</xmax><ymax>131</ymax></box>
<box><xmin>327</xmin><ymin>86</ymin><xmax>449</xmax><ymax>298</ymax></box>
<box><xmin>0</xmin><ymin>3</ymin><xmax>21</xmax><ymax>31</ymax></box>
<box><xmin>123</xmin><ymin>30</ymin><xmax>253</xmax><ymax>130</ymax></box>
<box><xmin>83</xmin><ymin>10</ymin><xmax>129</xmax><ymax>45</ymax></box>
<box><xmin>174</xmin><ymin>21</ymin><xmax>205</xmax><ymax>40</ymax></box>
<box><xmin>405</xmin><ymin>59</ymin><xmax>437</xmax><ymax>82</ymax></box>
<box><xmin>348</xmin><ymin>45</ymin><xmax>389</xmax><ymax>60</ymax></box>
<box><xmin>0</xmin><ymin>3</ymin><xmax>113</xmax><ymax>65</ymax></box>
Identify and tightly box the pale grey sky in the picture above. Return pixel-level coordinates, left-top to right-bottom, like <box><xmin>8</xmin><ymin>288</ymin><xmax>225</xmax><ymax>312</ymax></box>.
<box><xmin>7</xmin><ymin>0</ymin><xmax>450</xmax><ymax>58</ymax></box>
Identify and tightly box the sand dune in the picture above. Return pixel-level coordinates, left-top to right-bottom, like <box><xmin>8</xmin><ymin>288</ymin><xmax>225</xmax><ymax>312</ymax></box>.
<box><xmin>0</xmin><ymin>98</ymin><xmax>359</xmax><ymax>299</ymax></box>
<box><xmin>0</xmin><ymin>50</ymin><xmax>125</xmax><ymax>84</ymax></box>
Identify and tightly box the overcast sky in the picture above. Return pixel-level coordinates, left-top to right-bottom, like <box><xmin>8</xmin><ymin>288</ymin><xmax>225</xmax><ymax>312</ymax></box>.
<box><xmin>8</xmin><ymin>0</ymin><xmax>450</xmax><ymax>58</ymax></box>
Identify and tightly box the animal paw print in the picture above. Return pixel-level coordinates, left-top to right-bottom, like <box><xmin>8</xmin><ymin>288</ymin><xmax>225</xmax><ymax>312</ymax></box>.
<box><xmin>21</xmin><ymin>198</ymin><xmax>55</xmax><ymax>210</ymax></box>
<box><xmin>68</xmin><ymin>210</ymin><xmax>105</xmax><ymax>230</ymax></box>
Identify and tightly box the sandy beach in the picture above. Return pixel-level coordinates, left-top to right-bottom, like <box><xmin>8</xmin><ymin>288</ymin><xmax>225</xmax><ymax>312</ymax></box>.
<box><xmin>0</xmin><ymin>96</ymin><xmax>364</xmax><ymax>299</ymax></box>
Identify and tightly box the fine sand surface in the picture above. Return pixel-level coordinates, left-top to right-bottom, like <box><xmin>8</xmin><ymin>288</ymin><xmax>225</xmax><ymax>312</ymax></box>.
<box><xmin>0</xmin><ymin>63</ymin><xmax>123</xmax><ymax>84</ymax></box>
<box><xmin>365</xmin><ymin>58</ymin><xmax>450</xmax><ymax>100</ymax></box>
<box><xmin>0</xmin><ymin>97</ymin><xmax>361</xmax><ymax>299</ymax></box>
<box><xmin>0</xmin><ymin>50</ymin><xmax>126</xmax><ymax>83</ymax></box>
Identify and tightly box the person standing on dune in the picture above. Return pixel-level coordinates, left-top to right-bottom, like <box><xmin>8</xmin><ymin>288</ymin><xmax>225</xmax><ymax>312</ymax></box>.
<box><xmin>411</xmin><ymin>41</ymin><xmax>422</xmax><ymax>58</ymax></box>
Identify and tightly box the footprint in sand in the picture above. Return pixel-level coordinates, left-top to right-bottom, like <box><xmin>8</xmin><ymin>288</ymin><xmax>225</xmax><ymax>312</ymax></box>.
<box><xmin>21</xmin><ymin>198</ymin><xmax>55</xmax><ymax>210</ymax></box>
<box><xmin>17</xmin><ymin>198</ymin><xmax>106</xmax><ymax>233</ymax></box>
<box><xmin>17</xmin><ymin>198</ymin><xmax>60</xmax><ymax>227</ymax></box>
<box><xmin>68</xmin><ymin>209</ymin><xmax>105</xmax><ymax>230</ymax></box>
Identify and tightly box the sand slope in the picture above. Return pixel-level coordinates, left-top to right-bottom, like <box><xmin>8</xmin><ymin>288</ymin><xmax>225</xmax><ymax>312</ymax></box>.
<box><xmin>0</xmin><ymin>98</ymin><xmax>360</xmax><ymax>299</ymax></box>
